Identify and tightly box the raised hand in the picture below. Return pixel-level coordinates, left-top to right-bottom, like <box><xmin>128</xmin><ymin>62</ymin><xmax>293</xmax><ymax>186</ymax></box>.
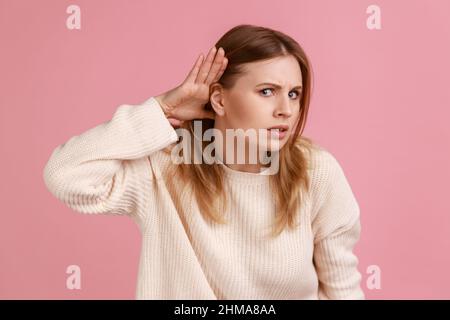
<box><xmin>155</xmin><ymin>46</ymin><xmax>228</xmax><ymax>127</ymax></box>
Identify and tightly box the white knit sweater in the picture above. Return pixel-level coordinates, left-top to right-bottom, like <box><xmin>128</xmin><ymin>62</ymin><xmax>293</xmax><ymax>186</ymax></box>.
<box><xmin>43</xmin><ymin>96</ymin><xmax>365</xmax><ymax>300</ymax></box>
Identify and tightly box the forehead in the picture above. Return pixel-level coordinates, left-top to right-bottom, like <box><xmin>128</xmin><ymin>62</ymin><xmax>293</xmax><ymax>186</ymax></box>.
<box><xmin>238</xmin><ymin>55</ymin><xmax>303</xmax><ymax>86</ymax></box>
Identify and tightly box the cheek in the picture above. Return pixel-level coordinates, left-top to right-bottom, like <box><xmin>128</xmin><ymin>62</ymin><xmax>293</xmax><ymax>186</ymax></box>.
<box><xmin>295</xmin><ymin>118</ymin><xmax>300</xmax><ymax>129</ymax></box>
<box><xmin>287</xmin><ymin>111</ymin><xmax>300</xmax><ymax>133</ymax></box>
<box><xmin>227</xmin><ymin>94</ymin><xmax>264</xmax><ymax>128</ymax></box>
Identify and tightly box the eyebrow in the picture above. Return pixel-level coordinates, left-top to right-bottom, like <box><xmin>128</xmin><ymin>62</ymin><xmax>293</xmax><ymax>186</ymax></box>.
<box><xmin>256</xmin><ymin>82</ymin><xmax>303</xmax><ymax>90</ymax></box>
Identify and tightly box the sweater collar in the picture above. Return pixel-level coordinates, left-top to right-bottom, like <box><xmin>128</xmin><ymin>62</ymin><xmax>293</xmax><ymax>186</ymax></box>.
<box><xmin>215</xmin><ymin>156</ymin><xmax>273</xmax><ymax>184</ymax></box>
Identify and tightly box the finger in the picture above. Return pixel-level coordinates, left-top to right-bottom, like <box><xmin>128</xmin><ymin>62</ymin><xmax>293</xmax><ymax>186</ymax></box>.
<box><xmin>168</xmin><ymin>117</ymin><xmax>184</xmax><ymax>127</ymax></box>
<box><xmin>196</xmin><ymin>46</ymin><xmax>217</xmax><ymax>84</ymax></box>
<box><xmin>205</xmin><ymin>47</ymin><xmax>225</xmax><ymax>84</ymax></box>
<box><xmin>185</xmin><ymin>53</ymin><xmax>204</xmax><ymax>84</ymax></box>
<box><xmin>212</xmin><ymin>57</ymin><xmax>228</xmax><ymax>83</ymax></box>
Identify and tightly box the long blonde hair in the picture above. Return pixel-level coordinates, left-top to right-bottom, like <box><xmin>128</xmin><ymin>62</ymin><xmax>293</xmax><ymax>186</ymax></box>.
<box><xmin>163</xmin><ymin>24</ymin><xmax>317</xmax><ymax>238</ymax></box>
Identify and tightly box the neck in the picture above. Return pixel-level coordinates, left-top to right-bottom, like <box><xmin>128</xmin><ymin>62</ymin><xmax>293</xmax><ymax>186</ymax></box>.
<box><xmin>212</xmin><ymin>126</ymin><xmax>271</xmax><ymax>174</ymax></box>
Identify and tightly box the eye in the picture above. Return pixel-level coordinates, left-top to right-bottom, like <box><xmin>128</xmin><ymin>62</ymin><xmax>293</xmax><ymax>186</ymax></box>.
<box><xmin>260</xmin><ymin>88</ymin><xmax>274</xmax><ymax>96</ymax></box>
<box><xmin>259</xmin><ymin>88</ymin><xmax>301</xmax><ymax>100</ymax></box>
<box><xmin>289</xmin><ymin>90</ymin><xmax>301</xmax><ymax>100</ymax></box>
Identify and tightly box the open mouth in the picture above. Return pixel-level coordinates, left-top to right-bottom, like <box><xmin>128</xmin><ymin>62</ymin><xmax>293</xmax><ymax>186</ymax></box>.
<box><xmin>268</xmin><ymin>128</ymin><xmax>287</xmax><ymax>132</ymax></box>
<box><xmin>267</xmin><ymin>128</ymin><xmax>288</xmax><ymax>139</ymax></box>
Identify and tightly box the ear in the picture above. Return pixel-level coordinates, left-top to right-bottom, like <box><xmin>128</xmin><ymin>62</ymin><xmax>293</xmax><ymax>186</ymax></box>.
<box><xmin>209</xmin><ymin>83</ymin><xmax>226</xmax><ymax>117</ymax></box>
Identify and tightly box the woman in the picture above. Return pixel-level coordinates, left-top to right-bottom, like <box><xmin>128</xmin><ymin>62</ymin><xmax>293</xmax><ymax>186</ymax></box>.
<box><xmin>43</xmin><ymin>24</ymin><xmax>364</xmax><ymax>299</ymax></box>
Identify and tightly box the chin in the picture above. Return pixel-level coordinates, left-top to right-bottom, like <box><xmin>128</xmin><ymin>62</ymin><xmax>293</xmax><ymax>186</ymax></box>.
<box><xmin>259</xmin><ymin>137</ymin><xmax>288</xmax><ymax>153</ymax></box>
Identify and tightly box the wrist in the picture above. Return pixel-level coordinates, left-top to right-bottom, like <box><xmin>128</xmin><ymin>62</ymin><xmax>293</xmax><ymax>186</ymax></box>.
<box><xmin>154</xmin><ymin>94</ymin><xmax>170</xmax><ymax>117</ymax></box>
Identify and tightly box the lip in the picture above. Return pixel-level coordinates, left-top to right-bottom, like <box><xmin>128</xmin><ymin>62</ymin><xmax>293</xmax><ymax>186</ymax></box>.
<box><xmin>267</xmin><ymin>124</ymin><xmax>289</xmax><ymax>139</ymax></box>
<box><xmin>267</xmin><ymin>129</ymin><xmax>287</xmax><ymax>139</ymax></box>
<box><xmin>267</xmin><ymin>124</ymin><xmax>289</xmax><ymax>131</ymax></box>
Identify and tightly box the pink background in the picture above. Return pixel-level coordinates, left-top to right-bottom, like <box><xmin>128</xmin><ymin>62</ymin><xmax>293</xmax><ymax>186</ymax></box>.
<box><xmin>1</xmin><ymin>0</ymin><xmax>449</xmax><ymax>299</ymax></box>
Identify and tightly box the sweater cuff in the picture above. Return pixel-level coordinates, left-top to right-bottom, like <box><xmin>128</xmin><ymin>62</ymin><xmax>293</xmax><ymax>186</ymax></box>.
<box><xmin>107</xmin><ymin>96</ymin><xmax>179</xmax><ymax>159</ymax></box>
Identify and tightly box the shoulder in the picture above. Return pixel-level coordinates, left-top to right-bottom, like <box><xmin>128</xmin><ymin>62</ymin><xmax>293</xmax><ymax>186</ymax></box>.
<box><xmin>295</xmin><ymin>138</ymin><xmax>342</xmax><ymax>185</ymax></box>
<box><xmin>296</xmin><ymin>140</ymin><xmax>359</xmax><ymax>227</ymax></box>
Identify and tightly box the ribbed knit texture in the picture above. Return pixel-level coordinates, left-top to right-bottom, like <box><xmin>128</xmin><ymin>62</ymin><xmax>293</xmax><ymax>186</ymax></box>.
<box><xmin>43</xmin><ymin>96</ymin><xmax>365</xmax><ymax>300</ymax></box>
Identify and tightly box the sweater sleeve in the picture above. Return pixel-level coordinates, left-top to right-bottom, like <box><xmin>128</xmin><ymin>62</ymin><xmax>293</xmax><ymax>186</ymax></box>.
<box><xmin>43</xmin><ymin>96</ymin><xmax>179</xmax><ymax>217</ymax></box>
<box><xmin>311</xmin><ymin>150</ymin><xmax>365</xmax><ymax>300</ymax></box>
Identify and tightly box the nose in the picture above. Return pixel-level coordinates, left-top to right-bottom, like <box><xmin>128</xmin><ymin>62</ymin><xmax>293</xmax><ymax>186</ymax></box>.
<box><xmin>274</xmin><ymin>95</ymin><xmax>293</xmax><ymax>118</ymax></box>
